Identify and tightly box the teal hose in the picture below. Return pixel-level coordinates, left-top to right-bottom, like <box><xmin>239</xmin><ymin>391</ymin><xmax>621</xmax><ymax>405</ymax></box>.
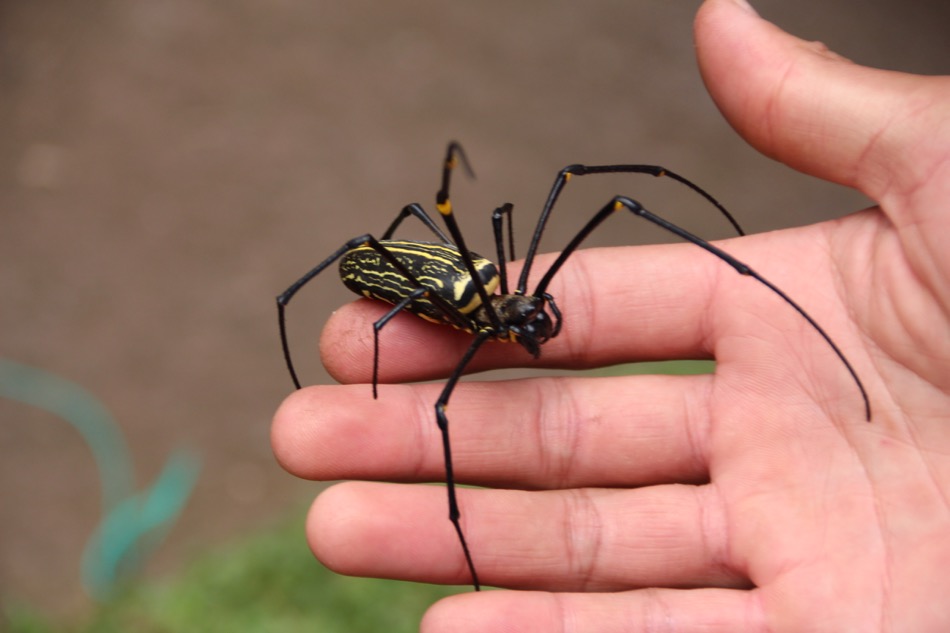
<box><xmin>0</xmin><ymin>358</ymin><xmax>201</xmax><ymax>600</ymax></box>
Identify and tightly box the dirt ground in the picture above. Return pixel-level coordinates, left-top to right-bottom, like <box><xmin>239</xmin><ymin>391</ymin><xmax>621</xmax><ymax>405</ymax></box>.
<box><xmin>1</xmin><ymin>0</ymin><xmax>947</xmax><ymax>621</ymax></box>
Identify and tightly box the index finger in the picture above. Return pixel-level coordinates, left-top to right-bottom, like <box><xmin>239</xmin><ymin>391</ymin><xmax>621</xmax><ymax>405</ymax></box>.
<box><xmin>319</xmin><ymin>242</ymin><xmax>726</xmax><ymax>385</ymax></box>
<box><xmin>316</xmin><ymin>223</ymin><xmax>847</xmax><ymax>387</ymax></box>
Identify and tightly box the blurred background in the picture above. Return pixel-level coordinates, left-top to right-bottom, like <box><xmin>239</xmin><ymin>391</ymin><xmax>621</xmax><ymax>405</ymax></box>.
<box><xmin>1</xmin><ymin>0</ymin><xmax>947</xmax><ymax>627</ymax></box>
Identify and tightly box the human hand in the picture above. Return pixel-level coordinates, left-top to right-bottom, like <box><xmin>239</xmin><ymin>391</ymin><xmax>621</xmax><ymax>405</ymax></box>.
<box><xmin>272</xmin><ymin>0</ymin><xmax>950</xmax><ymax>630</ymax></box>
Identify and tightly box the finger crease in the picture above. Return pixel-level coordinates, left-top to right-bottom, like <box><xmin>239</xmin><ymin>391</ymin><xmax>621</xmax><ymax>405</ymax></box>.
<box><xmin>563</xmin><ymin>488</ymin><xmax>604</xmax><ymax>591</ymax></box>
<box><xmin>698</xmin><ymin>484</ymin><xmax>735</xmax><ymax>580</ymax></box>
<box><xmin>410</xmin><ymin>387</ymin><xmax>436</xmax><ymax>479</ymax></box>
<box><xmin>538</xmin><ymin>378</ymin><xmax>585</xmax><ymax>489</ymax></box>
<box><xmin>562</xmin><ymin>252</ymin><xmax>599</xmax><ymax>363</ymax></box>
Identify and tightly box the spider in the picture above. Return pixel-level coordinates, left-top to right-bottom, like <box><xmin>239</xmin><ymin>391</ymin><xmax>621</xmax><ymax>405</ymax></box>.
<box><xmin>276</xmin><ymin>141</ymin><xmax>870</xmax><ymax>591</ymax></box>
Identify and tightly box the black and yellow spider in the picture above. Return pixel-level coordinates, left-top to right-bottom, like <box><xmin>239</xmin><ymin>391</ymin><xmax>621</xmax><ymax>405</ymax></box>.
<box><xmin>276</xmin><ymin>141</ymin><xmax>870</xmax><ymax>591</ymax></box>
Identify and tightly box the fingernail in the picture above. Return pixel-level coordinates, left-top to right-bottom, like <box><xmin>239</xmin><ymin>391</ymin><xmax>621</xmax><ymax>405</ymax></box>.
<box><xmin>731</xmin><ymin>0</ymin><xmax>760</xmax><ymax>15</ymax></box>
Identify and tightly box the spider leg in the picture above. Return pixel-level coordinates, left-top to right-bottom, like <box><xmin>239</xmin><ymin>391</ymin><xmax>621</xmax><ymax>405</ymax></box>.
<box><xmin>435</xmin><ymin>142</ymin><xmax>505</xmax><ymax>332</ymax></box>
<box><xmin>277</xmin><ymin>236</ymin><xmax>373</xmax><ymax>389</ymax></box>
<box><xmin>519</xmin><ymin>164</ymin><xmax>744</xmax><ymax>293</ymax></box>
<box><xmin>616</xmin><ymin>195</ymin><xmax>870</xmax><ymax>420</ymax></box>
<box><xmin>369</xmin><ymin>286</ymin><xmax>431</xmax><ymax>398</ymax></box>
<box><xmin>534</xmin><ymin>195</ymin><xmax>871</xmax><ymax>421</ymax></box>
<box><xmin>381</xmin><ymin>203</ymin><xmax>452</xmax><ymax>243</ymax></box>
<box><xmin>434</xmin><ymin>329</ymin><xmax>493</xmax><ymax>591</ymax></box>
<box><xmin>491</xmin><ymin>203</ymin><xmax>516</xmax><ymax>294</ymax></box>
<box><xmin>542</xmin><ymin>291</ymin><xmax>563</xmax><ymax>338</ymax></box>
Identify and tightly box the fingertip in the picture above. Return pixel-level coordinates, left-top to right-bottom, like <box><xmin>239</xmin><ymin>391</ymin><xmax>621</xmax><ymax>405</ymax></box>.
<box><xmin>270</xmin><ymin>388</ymin><xmax>317</xmax><ymax>475</ymax></box>
<box><xmin>320</xmin><ymin>298</ymin><xmax>471</xmax><ymax>383</ymax></box>
<box><xmin>308</xmin><ymin>482</ymin><xmax>478</xmax><ymax>585</ymax></box>
<box><xmin>271</xmin><ymin>384</ymin><xmax>387</xmax><ymax>480</ymax></box>
<box><xmin>308</xmin><ymin>482</ymin><xmax>434</xmax><ymax>575</ymax></box>
<box><xmin>319</xmin><ymin>300</ymin><xmax>377</xmax><ymax>383</ymax></box>
<box><xmin>307</xmin><ymin>482</ymin><xmax>368</xmax><ymax>574</ymax></box>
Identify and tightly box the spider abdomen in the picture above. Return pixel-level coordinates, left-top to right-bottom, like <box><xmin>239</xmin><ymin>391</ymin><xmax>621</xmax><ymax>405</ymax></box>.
<box><xmin>339</xmin><ymin>240</ymin><xmax>499</xmax><ymax>324</ymax></box>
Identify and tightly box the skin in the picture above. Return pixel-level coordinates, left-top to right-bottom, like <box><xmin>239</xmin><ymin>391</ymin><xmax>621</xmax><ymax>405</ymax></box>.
<box><xmin>272</xmin><ymin>0</ymin><xmax>950</xmax><ymax>630</ymax></box>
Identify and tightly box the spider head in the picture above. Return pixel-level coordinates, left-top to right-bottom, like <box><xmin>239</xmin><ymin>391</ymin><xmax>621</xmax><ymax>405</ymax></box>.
<box><xmin>483</xmin><ymin>294</ymin><xmax>560</xmax><ymax>358</ymax></box>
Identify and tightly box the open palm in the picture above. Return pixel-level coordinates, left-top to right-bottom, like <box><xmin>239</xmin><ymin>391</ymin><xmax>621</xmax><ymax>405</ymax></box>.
<box><xmin>273</xmin><ymin>0</ymin><xmax>950</xmax><ymax>630</ymax></box>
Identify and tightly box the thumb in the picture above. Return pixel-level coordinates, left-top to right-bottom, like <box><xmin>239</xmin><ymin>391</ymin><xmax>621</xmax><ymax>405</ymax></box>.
<box><xmin>694</xmin><ymin>0</ymin><xmax>950</xmax><ymax>214</ymax></box>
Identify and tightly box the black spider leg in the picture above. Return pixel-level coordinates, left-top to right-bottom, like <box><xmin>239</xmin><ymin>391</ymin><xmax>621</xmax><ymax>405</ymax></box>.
<box><xmin>491</xmin><ymin>203</ymin><xmax>516</xmax><ymax>294</ymax></box>
<box><xmin>518</xmin><ymin>164</ymin><xmax>745</xmax><ymax>294</ymax></box>
<box><xmin>368</xmin><ymin>202</ymin><xmax>460</xmax><ymax>396</ymax></box>
<box><xmin>543</xmin><ymin>291</ymin><xmax>564</xmax><ymax>338</ymax></box>
<box><xmin>435</xmin><ymin>142</ymin><xmax>505</xmax><ymax>332</ymax></box>
<box><xmin>368</xmin><ymin>286</ymin><xmax>431</xmax><ymax>399</ymax></box>
<box><xmin>433</xmin><ymin>329</ymin><xmax>493</xmax><ymax>592</ymax></box>
<box><xmin>382</xmin><ymin>203</ymin><xmax>453</xmax><ymax>243</ymax></box>
<box><xmin>431</xmin><ymin>142</ymin><xmax>509</xmax><ymax>590</ymax></box>
<box><xmin>277</xmin><ymin>234</ymin><xmax>476</xmax><ymax>390</ymax></box>
<box><xmin>533</xmin><ymin>195</ymin><xmax>871</xmax><ymax>422</ymax></box>
<box><xmin>490</xmin><ymin>201</ymin><xmax>568</xmax><ymax>338</ymax></box>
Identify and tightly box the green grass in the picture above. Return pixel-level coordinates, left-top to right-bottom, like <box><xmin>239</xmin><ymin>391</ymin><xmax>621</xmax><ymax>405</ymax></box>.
<box><xmin>4</xmin><ymin>513</ymin><xmax>461</xmax><ymax>633</ymax></box>
<box><xmin>587</xmin><ymin>359</ymin><xmax>715</xmax><ymax>377</ymax></box>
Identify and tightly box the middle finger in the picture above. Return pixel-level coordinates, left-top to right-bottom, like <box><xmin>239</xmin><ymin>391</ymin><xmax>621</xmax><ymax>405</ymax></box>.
<box><xmin>272</xmin><ymin>372</ymin><xmax>713</xmax><ymax>489</ymax></box>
